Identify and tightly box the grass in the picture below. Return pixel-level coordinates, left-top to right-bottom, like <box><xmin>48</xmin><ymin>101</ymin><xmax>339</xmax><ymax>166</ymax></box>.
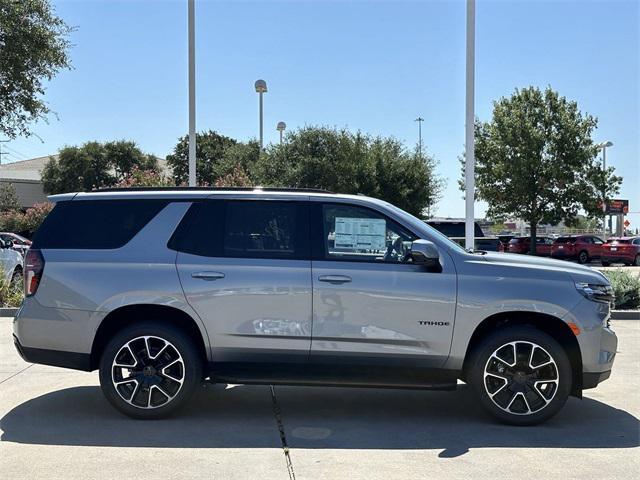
<box><xmin>0</xmin><ymin>276</ymin><xmax>23</xmax><ymax>308</ymax></box>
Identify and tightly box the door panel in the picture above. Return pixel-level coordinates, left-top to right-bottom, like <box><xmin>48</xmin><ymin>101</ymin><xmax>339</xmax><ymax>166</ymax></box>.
<box><xmin>177</xmin><ymin>255</ymin><xmax>312</xmax><ymax>361</ymax></box>
<box><xmin>310</xmin><ymin>202</ymin><xmax>457</xmax><ymax>368</ymax></box>
<box><xmin>311</xmin><ymin>260</ymin><xmax>456</xmax><ymax>367</ymax></box>
<box><xmin>175</xmin><ymin>199</ymin><xmax>312</xmax><ymax>363</ymax></box>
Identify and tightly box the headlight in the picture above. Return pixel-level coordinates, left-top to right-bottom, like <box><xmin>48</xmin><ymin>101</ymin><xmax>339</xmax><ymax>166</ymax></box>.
<box><xmin>575</xmin><ymin>282</ymin><xmax>614</xmax><ymax>304</ymax></box>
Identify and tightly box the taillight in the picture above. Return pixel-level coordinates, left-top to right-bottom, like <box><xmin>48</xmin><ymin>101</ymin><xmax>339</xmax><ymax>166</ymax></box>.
<box><xmin>24</xmin><ymin>249</ymin><xmax>45</xmax><ymax>297</ymax></box>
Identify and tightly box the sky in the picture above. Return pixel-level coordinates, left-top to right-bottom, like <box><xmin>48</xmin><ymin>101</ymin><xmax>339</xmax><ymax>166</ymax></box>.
<box><xmin>4</xmin><ymin>0</ymin><xmax>639</xmax><ymax>225</ymax></box>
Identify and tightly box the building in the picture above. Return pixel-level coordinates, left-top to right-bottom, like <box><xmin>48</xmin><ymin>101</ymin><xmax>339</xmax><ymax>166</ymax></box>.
<box><xmin>0</xmin><ymin>155</ymin><xmax>170</xmax><ymax>209</ymax></box>
<box><xmin>0</xmin><ymin>156</ymin><xmax>54</xmax><ymax>208</ymax></box>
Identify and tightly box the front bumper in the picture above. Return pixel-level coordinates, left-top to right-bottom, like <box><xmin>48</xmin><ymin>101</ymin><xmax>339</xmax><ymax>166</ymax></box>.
<box><xmin>583</xmin><ymin>370</ymin><xmax>611</xmax><ymax>389</ymax></box>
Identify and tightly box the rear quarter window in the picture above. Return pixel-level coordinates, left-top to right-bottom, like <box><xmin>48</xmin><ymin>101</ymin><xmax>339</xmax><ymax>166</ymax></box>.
<box><xmin>32</xmin><ymin>200</ymin><xmax>169</xmax><ymax>249</ymax></box>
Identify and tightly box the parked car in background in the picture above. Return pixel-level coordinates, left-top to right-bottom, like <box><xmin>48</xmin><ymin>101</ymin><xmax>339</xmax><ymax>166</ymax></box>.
<box><xmin>601</xmin><ymin>237</ymin><xmax>640</xmax><ymax>266</ymax></box>
<box><xmin>507</xmin><ymin>236</ymin><xmax>554</xmax><ymax>256</ymax></box>
<box><xmin>497</xmin><ymin>234</ymin><xmax>515</xmax><ymax>253</ymax></box>
<box><xmin>425</xmin><ymin>220</ymin><xmax>501</xmax><ymax>252</ymax></box>
<box><xmin>551</xmin><ymin>235</ymin><xmax>604</xmax><ymax>264</ymax></box>
<box><xmin>0</xmin><ymin>237</ymin><xmax>24</xmax><ymax>284</ymax></box>
<box><xmin>0</xmin><ymin>233</ymin><xmax>32</xmax><ymax>257</ymax></box>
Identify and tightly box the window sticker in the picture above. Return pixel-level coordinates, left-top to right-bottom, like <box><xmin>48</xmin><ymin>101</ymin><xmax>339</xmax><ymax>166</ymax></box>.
<box><xmin>334</xmin><ymin>217</ymin><xmax>386</xmax><ymax>251</ymax></box>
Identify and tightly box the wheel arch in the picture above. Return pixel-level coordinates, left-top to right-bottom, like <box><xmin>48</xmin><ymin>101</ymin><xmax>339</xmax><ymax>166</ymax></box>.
<box><xmin>462</xmin><ymin>311</ymin><xmax>583</xmax><ymax>396</ymax></box>
<box><xmin>90</xmin><ymin>304</ymin><xmax>208</xmax><ymax>371</ymax></box>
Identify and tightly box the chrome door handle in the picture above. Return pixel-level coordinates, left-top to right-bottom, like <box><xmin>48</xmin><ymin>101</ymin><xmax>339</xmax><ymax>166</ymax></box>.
<box><xmin>191</xmin><ymin>271</ymin><xmax>225</xmax><ymax>281</ymax></box>
<box><xmin>318</xmin><ymin>275</ymin><xmax>352</xmax><ymax>284</ymax></box>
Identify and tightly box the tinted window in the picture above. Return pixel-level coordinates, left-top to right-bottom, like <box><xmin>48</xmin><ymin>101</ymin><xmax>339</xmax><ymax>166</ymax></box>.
<box><xmin>223</xmin><ymin>201</ymin><xmax>309</xmax><ymax>259</ymax></box>
<box><xmin>555</xmin><ymin>237</ymin><xmax>575</xmax><ymax>243</ymax></box>
<box><xmin>634</xmin><ymin>239</ymin><xmax>640</xmax><ymax>245</ymax></box>
<box><xmin>168</xmin><ymin>200</ymin><xmax>224</xmax><ymax>257</ymax></box>
<box><xmin>32</xmin><ymin>200</ymin><xmax>168</xmax><ymax>249</ymax></box>
<box><xmin>321</xmin><ymin>204</ymin><xmax>417</xmax><ymax>263</ymax></box>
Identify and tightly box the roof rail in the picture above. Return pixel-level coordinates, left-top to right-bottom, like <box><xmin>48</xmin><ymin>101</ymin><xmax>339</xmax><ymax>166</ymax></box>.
<box><xmin>92</xmin><ymin>186</ymin><xmax>335</xmax><ymax>194</ymax></box>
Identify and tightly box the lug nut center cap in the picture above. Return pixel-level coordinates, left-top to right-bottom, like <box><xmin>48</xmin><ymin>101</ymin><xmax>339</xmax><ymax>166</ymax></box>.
<box><xmin>143</xmin><ymin>366</ymin><xmax>156</xmax><ymax>377</ymax></box>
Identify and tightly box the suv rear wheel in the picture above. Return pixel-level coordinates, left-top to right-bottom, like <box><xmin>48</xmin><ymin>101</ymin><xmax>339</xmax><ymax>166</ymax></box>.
<box><xmin>99</xmin><ymin>322</ymin><xmax>203</xmax><ymax>419</ymax></box>
<box><xmin>468</xmin><ymin>325</ymin><xmax>572</xmax><ymax>425</ymax></box>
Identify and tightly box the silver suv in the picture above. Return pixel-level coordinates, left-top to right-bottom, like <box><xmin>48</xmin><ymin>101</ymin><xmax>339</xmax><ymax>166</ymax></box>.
<box><xmin>13</xmin><ymin>188</ymin><xmax>617</xmax><ymax>425</ymax></box>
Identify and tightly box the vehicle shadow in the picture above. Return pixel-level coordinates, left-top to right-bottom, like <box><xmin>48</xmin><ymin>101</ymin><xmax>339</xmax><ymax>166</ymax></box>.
<box><xmin>1</xmin><ymin>384</ymin><xmax>638</xmax><ymax>457</ymax></box>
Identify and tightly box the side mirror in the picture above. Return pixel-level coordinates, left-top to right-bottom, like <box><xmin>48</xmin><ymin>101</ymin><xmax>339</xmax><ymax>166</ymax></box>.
<box><xmin>410</xmin><ymin>239</ymin><xmax>440</xmax><ymax>267</ymax></box>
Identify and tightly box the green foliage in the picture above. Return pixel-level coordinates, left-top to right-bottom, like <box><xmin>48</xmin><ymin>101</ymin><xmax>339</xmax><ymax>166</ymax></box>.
<box><xmin>214</xmin><ymin>165</ymin><xmax>253</xmax><ymax>187</ymax></box>
<box><xmin>166</xmin><ymin>126</ymin><xmax>443</xmax><ymax>216</ymax></box>
<box><xmin>0</xmin><ymin>183</ymin><xmax>20</xmax><ymax>211</ymax></box>
<box><xmin>603</xmin><ymin>270</ymin><xmax>640</xmax><ymax>310</ymax></box>
<box><xmin>0</xmin><ymin>277</ymin><xmax>23</xmax><ymax>308</ymax></box>
<box><xmin>0</xmin><ymin>202</ymin><xmax>53</xmax><ymax>237</ymax></box>
<box><xmin>461</xmin><ymin>86</ymin><xmax>622</xmax><ymax>253</ymax></box>
<box><xmin>166</xmin><ymin>130</ymin><xmax>238</xmax><ymax>185</ymax></box>
<box><xmin>114</xmin><ymin>166</ymin><xmax>174</xmax><ymax>188</ymax></box>
<box><xmin>256</xmin><ymin>126</ymin><xmax>443</xmax><ymax>217</ymax></box>
<box><xmin>0</xmin><ymin>0</ymin><xmax>73</xmax><ymax>139</ymax></box>
<box><xmin>42</xmin><ymin>140</ymin><xmax>159</xmax><ymax>194</ymax></box>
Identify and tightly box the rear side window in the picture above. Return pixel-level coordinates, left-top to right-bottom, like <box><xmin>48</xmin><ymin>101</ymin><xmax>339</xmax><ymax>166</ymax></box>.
<box><xmin>32</xmin><ymin>200</ymin><xmax>168</xmax><ymax>249</ymax></box>
<box><xmin>171</xmin><ymin>200</ymin><xmax>309</xmax><ymax>260</ymax></box>
<box><xmin>555</xmin><ymin>237</ymin><xmax>575</xmax><ymax>243</ymax></box>
<box><xmin>224</xmin><ymin>201</ymin><xmax>309</xmax><ymax>259</ymax></box>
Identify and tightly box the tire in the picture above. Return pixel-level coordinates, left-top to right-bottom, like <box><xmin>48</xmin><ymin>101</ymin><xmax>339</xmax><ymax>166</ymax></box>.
<box><xmin>10</xmin><ymin>267</ymin><xmax>22</xmax><ymax>286</ymax></box>
<box><xmin>468</xmin><ymin>325</ymin><xmax>572</xmax><ymax>426</ymax></box>
<box><xmin>577</xmin><ymin>250</ymin><xmax>589</xmax><ymax>264</ymax></box>
<box><xmin>601</xmin><ymin>261</ymin><xmax>610</xmax><ymax>267</ymax></box>
<box><xmin>99</xmin><ymin>322</ymin><xmax>203</xmax><ymax>419</ymax></box>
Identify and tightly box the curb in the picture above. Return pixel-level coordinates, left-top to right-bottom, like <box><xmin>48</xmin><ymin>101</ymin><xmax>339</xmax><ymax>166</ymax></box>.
<box><xmin>0</xmin><ymin>308</ymin><xmax>18</xmax><ymax>317</ymax></box>
<box><xmin>611</xmin><ymin>310</ymin><xmax>640</xmax><ymax>320</ymax></box>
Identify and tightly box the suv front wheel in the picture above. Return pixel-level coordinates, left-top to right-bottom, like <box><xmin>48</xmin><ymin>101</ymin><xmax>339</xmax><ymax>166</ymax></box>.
<box><xmin>99</xmin><ymin>322</ymin><xmax>203</xmax><ymax>419</ymax></box>
<box><xmin>468</xmin><ymin>326</ymin><xmax>572</xmax><ymax>425</ymax></box>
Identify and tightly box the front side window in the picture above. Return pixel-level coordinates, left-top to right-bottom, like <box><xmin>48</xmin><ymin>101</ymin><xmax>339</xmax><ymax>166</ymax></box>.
<box><xmin>321</xmin><ymin>204</ymin><xmax>416</xmax><ymax>263</ymax></box>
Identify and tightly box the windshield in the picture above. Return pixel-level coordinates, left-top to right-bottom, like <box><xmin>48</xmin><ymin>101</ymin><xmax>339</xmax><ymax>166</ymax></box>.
<box><xmin>383</xmin><ymin>203</ymin><xmax>467</xmax><ymax>253</ymax></box>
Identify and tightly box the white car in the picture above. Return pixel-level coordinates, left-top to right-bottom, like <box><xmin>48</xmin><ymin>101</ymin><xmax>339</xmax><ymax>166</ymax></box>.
<box><xmin>0</xmin><ymin>237</ymin><xmax>23</xmax><ymax>284</ymax></box>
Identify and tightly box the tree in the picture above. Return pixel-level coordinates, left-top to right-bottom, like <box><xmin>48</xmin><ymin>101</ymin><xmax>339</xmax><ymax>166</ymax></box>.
<box><xmin>0</xmin><ymin>0</ymin><xmax>73</xmax><ymax>139</ymax></box>
<box><xmin>0</xmin><ymin>183</ymin><xmax>20</xmax><ymax>211</ymax></box>
<box><xmin>114</xmin><ymin>166</ymin><xmax>174</xmax><ymax>188</ymax></box>
<box><xmin>166</xmin><ymin>130</ymin><xmax>237</xmax><ymax>185</ymax></box>
<box><xmin>460</xmin><ymin>86</ymin><xmax>622</xmax><ymax>253</ymax></box>
<box><xmin>257</xmin><ymin>126</ymin><xmax>442</xmax><ymax>217</ymax></box>
<box><xmin>42</xmin><ymin>140</ymin><xmax>159</xmax><ymax>194</ymax></box>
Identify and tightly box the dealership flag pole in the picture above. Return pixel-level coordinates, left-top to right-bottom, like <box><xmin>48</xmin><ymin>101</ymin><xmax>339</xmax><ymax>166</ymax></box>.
<box><xmin>464</xmin><ymin>0</ymin><xmax>476</xmax><ymax>250</ymax></box>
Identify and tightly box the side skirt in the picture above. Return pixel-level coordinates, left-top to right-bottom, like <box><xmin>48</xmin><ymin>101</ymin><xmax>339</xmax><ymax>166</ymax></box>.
<box><xmin>206</xmin><ymin>362</ymin><xmax>459</xmax><ymax>391</ymax></box>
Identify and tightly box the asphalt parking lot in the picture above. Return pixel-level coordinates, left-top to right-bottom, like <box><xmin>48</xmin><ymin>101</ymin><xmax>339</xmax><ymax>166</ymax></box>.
<box><xmin>0</xmin><ymin>318</ymin><xmax>638</xmax><ymax>480</ymax></box>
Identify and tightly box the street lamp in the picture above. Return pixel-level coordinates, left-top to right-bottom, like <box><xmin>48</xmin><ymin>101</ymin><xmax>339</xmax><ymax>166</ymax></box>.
<box><xmin>598</xmin><ymin>141</ymin><xmax>613</xmax><ymax>239</ymax></box>
<box><xmin>276</xmin><ymin>121</ymin><xmax>286</xmax><ymax>145</ymax></box>
<box><xmin>415</xmin><ymin>117</ymin><xmax>424</xmax><ymax>156</ymax></box>
<box><xmin>255</xmin><ymin>79</ymin><xmax>267</xmax><ymax>150</ymax></box>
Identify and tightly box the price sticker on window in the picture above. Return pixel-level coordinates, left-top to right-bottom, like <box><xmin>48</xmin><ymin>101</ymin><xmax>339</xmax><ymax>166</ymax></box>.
<box><xmin>334</xmin><ymin>217</ymin><xmax>386</xmax><ymax>251</ymax></box>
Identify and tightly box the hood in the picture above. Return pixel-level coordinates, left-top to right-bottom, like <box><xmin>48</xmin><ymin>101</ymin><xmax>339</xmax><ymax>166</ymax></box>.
<box><xmin>480</xmin><ymin>252</ymin><xmax>609</xmax><ymax>285</ymax></box>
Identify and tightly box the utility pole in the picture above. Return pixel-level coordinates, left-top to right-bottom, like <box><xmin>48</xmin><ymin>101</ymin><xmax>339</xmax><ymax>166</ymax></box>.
<box><xmin>464</xmin><ymin>0</ymin><xmax>476</xmax><ymax>251</ymax></box>
<box><xmin>188</xmin><ymin>0</ymin><xmax>196</xmax><ymax>187</ymax></box>
<box><xmin>414</xmin><ymin>117</ymin><xmax>424</xmax><ymax>156</ymax></box>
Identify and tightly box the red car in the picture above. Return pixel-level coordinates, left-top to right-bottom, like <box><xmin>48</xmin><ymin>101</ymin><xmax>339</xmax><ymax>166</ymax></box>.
<box><xmin>507</xmin><ymin>236</ymin><xmax>554</xmax><ymax>256</ymax></box>
<box><xmin>550</xmin><ymin>235</ymin><xmax>604</xmax><ymax>264</ymax></box>
<box><xmin>601</xmin><ymin>237</ymin><xmax>640</xmax><ymax>266</ymax></box>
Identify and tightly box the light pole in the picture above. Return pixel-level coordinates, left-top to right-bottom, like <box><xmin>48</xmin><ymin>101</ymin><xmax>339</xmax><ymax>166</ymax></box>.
<box><xmin>599</xmin><ymin>140</ymin><xmax>613</xmax><ymax>239</ymax></box>
<box><xmin>188</xmin><ymin>0</ymin><xmax>196</xmax><ymax>186</ymax></box>
<box><xmin>255</xmin><ymin>80</ymin><xmax>267</xmax><ymax>150</ymax></box>
<box><xmin>415</xmin><ymin>117</ymin><xmax>424</xmax><ymax>156</ymax></box>
<box><xmin>464</xmin><ymin>0</ymin><xmax>476</xmax><ymax>250</ymax></box>
<box><xmin>277</xmin><ymin>121</ymin><xmax>286</xmax><ymax>145</ymax></box>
